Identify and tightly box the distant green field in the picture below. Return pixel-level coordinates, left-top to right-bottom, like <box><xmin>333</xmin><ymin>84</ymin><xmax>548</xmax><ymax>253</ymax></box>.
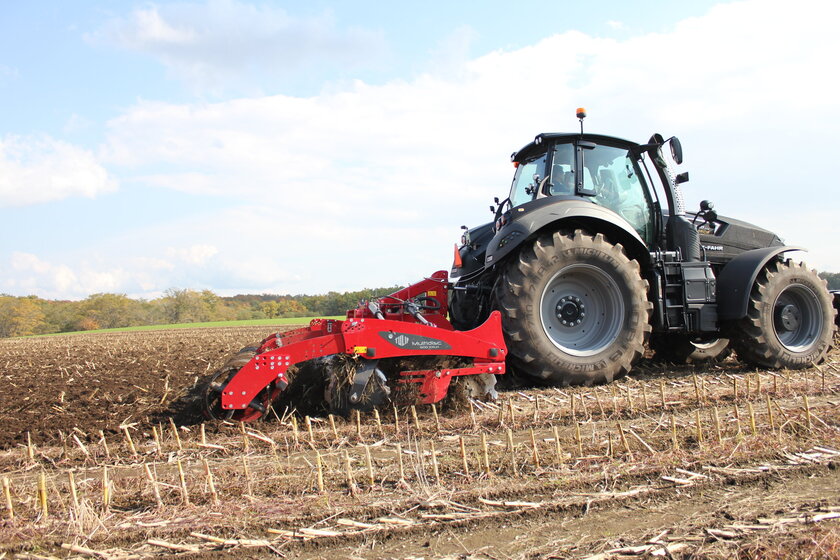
<box><xmin>32</xmin><ymin>316</ymin><xmax>346</xmax><ymax>337</ymax></box>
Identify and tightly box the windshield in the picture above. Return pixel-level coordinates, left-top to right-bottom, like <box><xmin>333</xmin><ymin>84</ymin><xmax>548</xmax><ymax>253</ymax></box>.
<box><xmin>581</xmin><ymin>144</ymin><xmax>654</xmax><ymax>241</ymax></box>
<box><xmin>509</xmin><ymin>153</ymin><xmax>547</xmax><ymax>207</ymax></box>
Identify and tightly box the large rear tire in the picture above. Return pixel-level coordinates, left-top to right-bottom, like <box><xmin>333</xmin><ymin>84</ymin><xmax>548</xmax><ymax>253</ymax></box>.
<box><xmin>729</xmin><ymin>260</ymin><xmax>835</xmax><ymax>368</ymax></box>
<box><xmin>497</xmin><ymin>230</ymin><xmax>651</xmax><ymax>386</ymax></box>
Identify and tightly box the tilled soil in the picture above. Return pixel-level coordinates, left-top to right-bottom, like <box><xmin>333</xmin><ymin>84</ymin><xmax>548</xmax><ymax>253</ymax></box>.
<box><xmin>0</xmin><ymin>326</ymin><xmax>292</xmax><ymax>449</ymax></box>
<box><xmin>0</xmin><ymin>328</ymin><xmax>838</xmax><ymax>560</ymax></box>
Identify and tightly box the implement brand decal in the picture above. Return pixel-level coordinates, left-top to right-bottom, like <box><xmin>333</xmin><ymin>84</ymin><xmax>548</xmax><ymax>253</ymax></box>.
<box><xmin>380</xmin><ymin>331</ymin><xmax>451</xmax><ymax>351</ymax></box>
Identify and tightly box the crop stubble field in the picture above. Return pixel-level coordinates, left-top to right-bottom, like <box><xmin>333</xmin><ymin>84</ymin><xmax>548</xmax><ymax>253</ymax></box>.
<box><xmin>0</xmin><ymin>327</ymin><xmax>838</xmax><ymax>559</ymax></box>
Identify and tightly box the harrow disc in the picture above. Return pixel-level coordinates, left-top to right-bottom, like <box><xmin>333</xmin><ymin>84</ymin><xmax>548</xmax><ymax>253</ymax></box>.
<box><xmin>324</xmin><ymin>356</ymin><xmax>391</xmax><ymax>416</ymax></box>
<box><xmin>453</xmin><ymin>373</ymin><xmax>498</xmax><ymax>401</ymax></box>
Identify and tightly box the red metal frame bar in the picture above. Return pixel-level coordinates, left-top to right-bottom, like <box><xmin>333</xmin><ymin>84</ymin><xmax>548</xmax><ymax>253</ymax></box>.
<box><xmin>398</xmin><ymin>363</ymin><xmax>502</xmax><ymax>404</ymax></box>
<box><xmin>220</xmin><ymin>311</ymin><xmax>507</xmax><ymax>412</ymax></box>
<box><xmin>346</xmin><ymin>270</ymin><xmax>451</xmax><ymax>328</ymax></box>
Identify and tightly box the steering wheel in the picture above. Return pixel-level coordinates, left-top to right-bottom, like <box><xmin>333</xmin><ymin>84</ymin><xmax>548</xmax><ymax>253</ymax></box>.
<box><xmin>595</xmin><ymin>182</ymin><xmax>621</xmax><ymax>207</ymax></box>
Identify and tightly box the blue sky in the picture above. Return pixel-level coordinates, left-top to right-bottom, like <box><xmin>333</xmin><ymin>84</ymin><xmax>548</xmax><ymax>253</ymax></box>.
<box><xmin>2</xmin><ymin>0</ymin><xmax>838</xmax><ymax>299</ymax></box>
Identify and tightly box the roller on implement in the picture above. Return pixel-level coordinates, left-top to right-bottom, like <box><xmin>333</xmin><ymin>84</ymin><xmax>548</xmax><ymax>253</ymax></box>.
<box><xmin>201</xmin><ymin>271</ymin><xmax>506</xmax><ymax>421</ymax></box>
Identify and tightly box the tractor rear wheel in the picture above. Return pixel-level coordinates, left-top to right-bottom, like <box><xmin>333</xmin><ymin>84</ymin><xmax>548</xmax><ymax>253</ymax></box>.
<box><xmin>497</xmin><ymin>229</ymin><xmax>651</xmax><ymax>386</ymax></box>
<box><xmin>729</xmin><ymin>260</ymin><xmax>835</xmax><ymax>368</ymax></box>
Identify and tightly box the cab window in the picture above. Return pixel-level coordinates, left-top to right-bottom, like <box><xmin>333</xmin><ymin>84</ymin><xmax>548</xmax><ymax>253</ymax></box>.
<box><xmin>582</xmin><ymin>145</ymin><xmax>654</xmax><ymax>241</ymax></box>
<box><xmin>548</xmin><ymin>144</ymin><xmax>575</xmax><ymax>195</ymax></box>
<box><xmin>509</xmin><ymin>153</ymin><xmax>547</xmax><ymax>207</ymax></box>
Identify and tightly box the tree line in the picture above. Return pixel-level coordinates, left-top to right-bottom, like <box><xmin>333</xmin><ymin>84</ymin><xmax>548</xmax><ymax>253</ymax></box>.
<box><xmin>0</xmin><ymin>284</ymin><xmax>403</xmax><ymax>338</ymax></box>
<box><xmin>2</xmin><ymin>272</ymin><xmax>838</xmax><ymax>338</ymax></box>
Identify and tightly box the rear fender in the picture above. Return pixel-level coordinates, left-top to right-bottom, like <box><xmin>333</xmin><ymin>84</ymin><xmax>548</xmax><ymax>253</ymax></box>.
<box><xmin>716</xmin><ymin>246</ymin><xmax>805</xmax><ymax>321</ymax></box>
<box><xmin>485</xmin><ymin>200</ymin><xmax>650</xmax><ymax>268</ymax></box>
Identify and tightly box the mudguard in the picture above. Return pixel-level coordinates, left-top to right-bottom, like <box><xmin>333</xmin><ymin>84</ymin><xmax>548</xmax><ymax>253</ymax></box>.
<box><xmin>484</xmin><ymin>197</ymin><xmax>650</xmax><ymax>267</ymax></box>
<box><xmin>716</xmin><ymin>246</ymin><xmax>805</xmax><ymax>321</ymax></box>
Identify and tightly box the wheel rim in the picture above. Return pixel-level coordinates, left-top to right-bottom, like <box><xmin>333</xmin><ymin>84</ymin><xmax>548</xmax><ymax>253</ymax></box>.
<box><xmin>691</xmin><ymin>339</ymin><xmax>722</xmax><ymax>350</ymax></box>
<box><xmin>539</xmin><ymin>263</ymin><xmax>625</xmax><ymax>356</ymax></box>
<box><xmin>773</xmin><ymin>284</ymin><xmax>823</xmax><ymax>352</ymax></box>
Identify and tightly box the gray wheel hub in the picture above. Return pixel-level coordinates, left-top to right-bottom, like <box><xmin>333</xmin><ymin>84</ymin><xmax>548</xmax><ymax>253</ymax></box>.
<box><xmin>775</xmin><ymin>304</ymin><xmax>801</xmax><ymax>332</ymax></box>
<box><xmin>540</xmin><ymin>264</ymin><xmax>625</xmax><ymax>357</ymax></box>
<box><xmin>556</xmin><ymin>296</ymin><xmax>585</xmax><ymax>326</ymax></box>
<box><xmin>773</xmin><ymin>284</ymin><xmax>822</xmax><ymax>351</ymax></box>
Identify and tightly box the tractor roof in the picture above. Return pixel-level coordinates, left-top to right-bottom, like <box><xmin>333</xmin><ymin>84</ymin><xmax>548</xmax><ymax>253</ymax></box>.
<box><xmin>511</xmin><ymin>132</ymin><xmax>638</xmax><ymax>163</ymax></box>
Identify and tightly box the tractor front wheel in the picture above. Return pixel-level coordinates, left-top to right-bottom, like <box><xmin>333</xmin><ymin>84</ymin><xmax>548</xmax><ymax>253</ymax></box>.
<box><xmin>497</xmin><ymin>230</ymin><xmax>651</xmax><ymax>386</ymax></box>
<box><xmin>729</xmin><ymin>260</ymin><xmax>835</xmax><ymax>368</ymax></box>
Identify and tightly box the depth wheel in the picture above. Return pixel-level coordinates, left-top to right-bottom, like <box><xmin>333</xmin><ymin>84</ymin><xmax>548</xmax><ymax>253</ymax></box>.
<box><xmin>497</xmin><ymin>229</ymin><xmax>651</xmax><ymax>386</ymax></box>
<box><xmin>729</xmin><ymin>259</ymin><xmax>835</xmax><ymax>368</ymax></box>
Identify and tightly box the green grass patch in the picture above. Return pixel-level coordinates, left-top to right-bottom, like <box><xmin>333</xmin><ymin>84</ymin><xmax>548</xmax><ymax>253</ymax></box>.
<box><xmin>30</xmin><ymin>316</ymin><xmax>346</xmax><ymax>337</ymax></box>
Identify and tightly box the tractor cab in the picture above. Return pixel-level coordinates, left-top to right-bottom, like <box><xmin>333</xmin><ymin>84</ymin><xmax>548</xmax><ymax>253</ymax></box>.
<box><xmin>507</xmin><ymin>132</ymin><xmax>658</xmax><ymax>244</ymax></box>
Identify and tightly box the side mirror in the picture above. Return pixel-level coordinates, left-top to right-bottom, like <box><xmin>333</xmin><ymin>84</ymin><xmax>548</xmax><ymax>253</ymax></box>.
<box><xmin>669</xmin><ymin>137</ymin><xmax>684</xmax><ymax>165</ymax></box>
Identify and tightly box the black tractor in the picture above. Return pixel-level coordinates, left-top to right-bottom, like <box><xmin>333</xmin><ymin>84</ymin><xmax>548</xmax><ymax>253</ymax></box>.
<box><xmin>450</xmin><ymin>110</ymin><xmax>836</xmax><ymax>385</ymax></box>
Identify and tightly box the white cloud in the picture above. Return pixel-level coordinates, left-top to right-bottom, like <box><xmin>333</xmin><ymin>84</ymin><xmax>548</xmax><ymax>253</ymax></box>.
<box><xmin>63</xmin><ymin>113</ymin><xmax>95</xmax><ymax>135</ymax></box>
<box><xmin>7</xmin><ymin>252</ymin><xmax>124</xmax><ymax>298</ymax></box>
<box><xmin>99</xmin><ymin>0</ymin><xmax>840</xmax><ymax>238</ymax></box>
<box><xmin>165</xmin><ymin>244</ymin><xmax>219</xmax><ymax>265</ymax></box>
<box><xmin>606</xmin><ymin>20</ymin><xmax>624</xmax><ymax>30</ymax></box>
<box><xmin>0</xmin><ymin>64</ymin><xmax>18</xmax><ymax>80</ymax></box>
<box><xmin>8</xmin><ymin>0</ymin><xmax>840</xmax><ymax>300</ymax></box>
<box><xmin>90</xmin><ymin>0</ymin><xmax>386</xmax><ymax>93</ymax></box>
<box><xmin>0</xmin><ymin>134</ymin><xmax>117</xmax><ymax>207</ymax></box>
